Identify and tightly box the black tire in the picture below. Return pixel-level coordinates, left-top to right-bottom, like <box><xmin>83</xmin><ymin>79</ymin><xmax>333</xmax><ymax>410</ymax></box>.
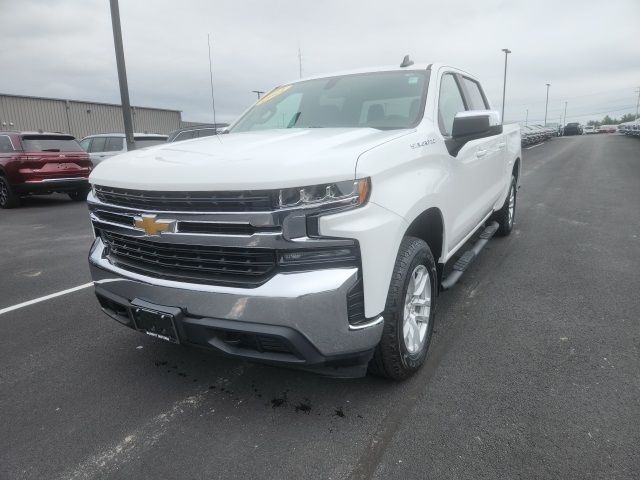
<box><xmin>493</xmin><ymin>175</ymin><xmax>516</xmax><ymax>236</ymax></box>
<box><xmin>0</xmin><ymin>175</ymin><xmax>20</xmax><ymax>209</ymax></box>
<box><xmin>369</xmin><ymin>236</ymin><xmax>438</xmax><ymax>380</ymax></box>
<box><xmin>68</xmin><ymin>188</ymin><xmax>89</xmax><ymax>202</ymax></box>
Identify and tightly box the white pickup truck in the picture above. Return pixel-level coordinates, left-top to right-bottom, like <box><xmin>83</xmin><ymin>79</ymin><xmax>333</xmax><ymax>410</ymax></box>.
<box><xmin>87</xmin><ymin>59</ymin><xmax>521</xmax><ymax>379</ymax></box>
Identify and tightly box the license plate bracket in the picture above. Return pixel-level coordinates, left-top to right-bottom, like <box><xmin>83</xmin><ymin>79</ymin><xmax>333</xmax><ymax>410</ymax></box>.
<box><xmin>130</xmin><ymin>299</ymin><xmax>182</xmax><ymax>344</ymax></box>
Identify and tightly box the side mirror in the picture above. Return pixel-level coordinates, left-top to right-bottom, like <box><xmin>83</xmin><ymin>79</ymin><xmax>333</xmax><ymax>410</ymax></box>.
<box><xmin>447</xmin><ymin>110</ymin><xmax>503</xmax><ymax>156</ymax></box>
<box><xmin>452</xmin><ymin>110</ymin><xmax>502</xmax><ymax>138</ymax></box>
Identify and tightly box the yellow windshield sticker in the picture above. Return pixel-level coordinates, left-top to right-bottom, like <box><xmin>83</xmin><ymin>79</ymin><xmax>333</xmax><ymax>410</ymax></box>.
<box><xmin>256</xmin><ymin>85</ymin><xmax>292</xmax><ymax>105</ymax></box>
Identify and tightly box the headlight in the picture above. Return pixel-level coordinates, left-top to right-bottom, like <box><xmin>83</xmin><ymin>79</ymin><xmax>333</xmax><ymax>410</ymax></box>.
<box><xmin>277</xmin><ymin>178</ymin><xmax>370</xmax><ymax>209</ymax></box>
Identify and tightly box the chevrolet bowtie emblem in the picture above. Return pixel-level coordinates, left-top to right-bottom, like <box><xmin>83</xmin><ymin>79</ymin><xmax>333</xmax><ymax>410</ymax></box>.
<box><xmin>133</xmin><ymin>214</ymin><xmax>176</xmax><ymax>236</ymax></box>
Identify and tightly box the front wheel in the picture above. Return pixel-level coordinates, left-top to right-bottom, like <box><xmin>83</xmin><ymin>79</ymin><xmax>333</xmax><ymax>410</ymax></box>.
<box><xmin>68</xmin><ymin>188</ymin><xmax>89</xmax><ymax>202</ymax></box>
<box><xmin>369</xmin><ymin>236</ymin><xmax>438</xmax><ymax>380</ymax></box>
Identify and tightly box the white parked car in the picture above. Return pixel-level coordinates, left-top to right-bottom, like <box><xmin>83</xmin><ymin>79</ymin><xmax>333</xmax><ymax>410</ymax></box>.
<box><xmin>583</xmin><ymin>125</ymin><xmax>596</xmax><ymax>134</ymax></box>
<box><xmin>79</xmin><ymin>133</ymin><xmax>168</xmax><ymax>166</ymax></box>
<box><xmin>87</xmin><ymin>60</ymin><xmax>521</xmax><ymax>379</ymax></box>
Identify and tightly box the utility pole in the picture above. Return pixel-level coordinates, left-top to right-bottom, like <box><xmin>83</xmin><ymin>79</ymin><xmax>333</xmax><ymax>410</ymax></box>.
<box><xmin>544</xmin><ymin>83</ymin><xmax>551</xmax><ymax>126</ymax></box>
<box><xmin>207</xmin><ymin>34</ymin><xmax>218</xmax><ymax>128</ymax></box>
<box><xmin>635</xmin><ymin>87</ymin><xmax>640</xmax><ymax>122</ymax></box>
<box><xmin>525</xmin><ymin>109</ymin><xmax>528</xmax><ymax>127</ymax></box>
<box><xmin>109</xmin><ymin>0</ymin><xmax>135</xmax><ymax>151</ymax></box>
<box><xmin>563</xmin><ymin>101</ymin><xmax>568</xmax><ymax>126</ymax></box>
<box><xmin>252</xmin><ymin>90</ymin><xmax>265</xmax><ymax>99</ymax></box>
<box><xmin>500</xmin><ymin>49</ymin><xmax>511</xmax><ymax>124</ymax></box>
<box><xmin>297</xmin><ymin>46</ymin><xmax>303</xmax><ymax>79</ymax></box>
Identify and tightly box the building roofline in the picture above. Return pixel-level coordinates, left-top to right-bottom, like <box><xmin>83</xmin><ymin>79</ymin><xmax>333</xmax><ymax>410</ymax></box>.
<box><xmin>0</xmin><ymin>92</ymin><xmax>182</xmax><ymax>113</ymax></box>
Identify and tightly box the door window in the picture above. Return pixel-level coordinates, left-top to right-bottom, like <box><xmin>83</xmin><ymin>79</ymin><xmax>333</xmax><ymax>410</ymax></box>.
<box><xmin>0</xmin><ymin>136</ymin><xmax>14</xmax><ymax>152</ymax></box>
<box><xmin>79</xmin><ymin>138</ymin><xmax>91</xmax><ymax>152</ymax></box>
<box><xmin>461</xmin><ymin>77</ymin><xmax>488</xmax><ymax>110</ymax></box>
<box><xmin>438</xmin><ymin>74</ymin><xmax>466</xmax><ymax>136</ymax></box>
<box><xmin>89</xmin><ymin>137</ymin><xmax>106</xmax><ymax>153</ymax></box>
<box><xmin>104</xmin><ymin>137</ymin><xmax>124</xmax><ymax>152</ymax></box>
<box><xmin>197</xmin><ymin>128</ymin><xmax>216</xmax><ymax>138</ymax></box>
<box><xmin>174</xmin><ymin>130</ymin><xmax>196</xmax><ymax>141</ymax></box>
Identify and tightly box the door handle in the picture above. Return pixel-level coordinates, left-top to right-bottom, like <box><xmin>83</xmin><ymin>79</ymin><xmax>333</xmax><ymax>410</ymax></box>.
<box><xmin>476</xmin><ymin>149</ymin><xmax>488</xmax><ymax>158</ymax></box>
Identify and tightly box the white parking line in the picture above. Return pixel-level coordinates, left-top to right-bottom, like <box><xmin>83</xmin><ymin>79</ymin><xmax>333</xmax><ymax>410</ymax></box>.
<box><xmin>0</xmin><ymin>282</ymin><xmax>93</xmax><ymax>316</ymax></box>
<box><xmin>526</xmin><ymin>143</ymin><xmax>544</xmax><ymax>150</ymax></box>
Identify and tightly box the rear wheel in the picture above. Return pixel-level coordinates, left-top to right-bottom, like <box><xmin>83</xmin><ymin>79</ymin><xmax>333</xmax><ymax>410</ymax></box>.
<box><xmin>369</xmin><ymin>236</ymin><xmax>437</xmax><ymax>380</ymax></box>
<box><xmin>0</xmin><ymin>176</ymin><xmax>20</xmax><ymax>209</ymax></box>
<box><xmin>493</xmin><ymin>175</ymin><xmax>516</xmax><ymax>236</ymax></box>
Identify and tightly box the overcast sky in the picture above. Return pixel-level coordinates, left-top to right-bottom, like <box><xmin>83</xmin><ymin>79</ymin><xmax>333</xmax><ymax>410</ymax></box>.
<box><xmin>1</xmin><ymin>0</ymin><xmax>638</xmax><ymax>125</ymax></box>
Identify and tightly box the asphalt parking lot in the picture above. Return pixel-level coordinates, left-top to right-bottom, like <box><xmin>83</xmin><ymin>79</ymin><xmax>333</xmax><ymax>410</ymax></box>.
<box><xmin>1</xmin><ymin>134</ymin><xmax>639</xmax><ymax>480</ymax></box>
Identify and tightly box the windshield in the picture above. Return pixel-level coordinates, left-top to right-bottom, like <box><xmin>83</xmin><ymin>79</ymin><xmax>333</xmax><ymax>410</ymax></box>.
<box><xmin>231</xmin><ymin>71</ymin><xmax>428</xmax><ymax>132</ymax></box>
<box><xmin>21</xmin><ymin>135</ymin><xmax>84</xmax><ymax>152</ymax></box>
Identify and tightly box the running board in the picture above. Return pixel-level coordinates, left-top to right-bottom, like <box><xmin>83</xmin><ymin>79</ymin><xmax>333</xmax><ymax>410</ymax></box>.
<box><xmin>441</xmin><ymin>221</ymin><xmax>499</xmax><ymax>290</ymax></box>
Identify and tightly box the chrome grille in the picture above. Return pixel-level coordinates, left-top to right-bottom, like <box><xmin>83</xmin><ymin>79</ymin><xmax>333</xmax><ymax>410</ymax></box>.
<box><xmin>94</xmin><ymin>185</ymin><xmax>277</xmax><ymax>212</ymax></box>
<box><xmin>101</xmin><ymin>231</ymin><xmax>277</xmax><ymax>287</ymax></box>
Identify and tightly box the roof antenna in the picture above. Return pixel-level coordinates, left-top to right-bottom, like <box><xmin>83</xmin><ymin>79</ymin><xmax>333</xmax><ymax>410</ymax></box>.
<box><xmin>400</xmin><ymin>55</ymin><xmax>414</xmax><ymax>68</ymax></box>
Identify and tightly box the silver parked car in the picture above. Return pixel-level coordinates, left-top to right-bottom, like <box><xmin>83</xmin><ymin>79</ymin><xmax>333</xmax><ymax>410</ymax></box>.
<box><xmin>79</xmin><ymin>133</ymin><xmax>168</xmax><ymax>166</ymax></box>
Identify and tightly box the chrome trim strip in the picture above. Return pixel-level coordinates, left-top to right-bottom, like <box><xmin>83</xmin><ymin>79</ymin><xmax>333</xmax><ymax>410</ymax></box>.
<box><xmin>25</xmin><ymin>177</ymin><xmax>88</xmax><ymax>183</ymax></box>
<box><xmin>89</xmin><ymin>213</ymin><xmax>353</xmax><ymax>249</ymax></box>
<box><xmin>348</xmin><ymin>315</ymin><xmax>384</xmax><ymax>330</ymax></box>
<box><xmin>88</xmin><ymin>189</ymin><xmax>359</xmax><ymax>216</ymax></box>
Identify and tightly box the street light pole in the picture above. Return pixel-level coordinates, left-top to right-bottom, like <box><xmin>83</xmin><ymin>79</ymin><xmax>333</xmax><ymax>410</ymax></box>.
<box><xmin>525</xmin><ymin>109</ymin><xmax>528</xmax><ymax>127</ymax></box>
<box><xmin>544</xmin><ymin>83</ymin><xmax>551</xmax><ymax>126</ymax></box>
<box><xmin>252</xmin><ymin>90</ymin><xmax>265</xmax><ymax>99</ymax></box>
<box><xmin>635</xmin><ymin>87</ymin><xmax>640</xmax><ymax>122</ymax></box>
<box><xmin>500</xmin><ymin>49</ymin><xmax>511</xmax><ymax>124</ymax></box>
<box><xmin>109</xmin><ymin>0</ymin><xmax>135</xmax><ymax>151</ymax></box>
<box><xmin>563</xmin><ymin>101</ymin><xmax>568</xmax><ymax>126</ymax></box>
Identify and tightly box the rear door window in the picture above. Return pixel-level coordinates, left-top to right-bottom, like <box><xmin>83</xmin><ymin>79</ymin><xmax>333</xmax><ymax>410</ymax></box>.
<box><xmin>21</xmin><ymin>135</ymin><xmax>84</xmax><ymax>152</ymax></box>
<box><xmin>197</xmin><ymin>128</ymin><xmax>216</xmax><ymax>138</ymax></box>
<box><xmin>104</xmin><ymin>137</ymin><xmax>124</xmax><ymax>152</ymax></box>
<box><xmin>89</xmin><ymin>137</ymin><xmax>107</xmax><ymax>153</ymax></box>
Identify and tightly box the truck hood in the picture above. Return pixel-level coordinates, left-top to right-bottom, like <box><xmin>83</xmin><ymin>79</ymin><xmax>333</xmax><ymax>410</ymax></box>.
<box><xmin>89</xmin><ymin>128</ymin><xmax>411</xmax><ymax>191</ymax></box>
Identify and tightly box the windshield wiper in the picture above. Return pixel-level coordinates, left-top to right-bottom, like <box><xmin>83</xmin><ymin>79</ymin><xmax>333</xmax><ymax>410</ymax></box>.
<box><xmin>42</xmin><ymin>148</ymin><xmax>61</xmax><ymax>152</ymax></box>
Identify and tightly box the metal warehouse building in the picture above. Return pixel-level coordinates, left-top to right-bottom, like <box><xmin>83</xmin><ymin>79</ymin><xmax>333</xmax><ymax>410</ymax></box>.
<box><xmin>0</xmin><ymin>93</ymin><xmax>183</xmax><ymax>139</ymax></box>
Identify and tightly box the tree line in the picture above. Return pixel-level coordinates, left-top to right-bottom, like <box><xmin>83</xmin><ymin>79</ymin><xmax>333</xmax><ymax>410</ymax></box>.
<box><xmin>586</xmin><ymin>113</ymin><xmax>637</xmax><ymax>127</ymax></box>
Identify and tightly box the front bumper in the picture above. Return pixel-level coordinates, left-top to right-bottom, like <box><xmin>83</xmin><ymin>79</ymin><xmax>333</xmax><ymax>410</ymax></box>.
<box><xmin>89</xmin><ymin>238</ymin><xmax>383</xmax><ymax>376</ymax></box>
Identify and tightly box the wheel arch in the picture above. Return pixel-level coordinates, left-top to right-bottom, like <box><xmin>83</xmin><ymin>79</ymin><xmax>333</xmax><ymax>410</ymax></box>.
<box><xmin>404</xmin><ymin>207</ymin><xmax>445</xmax><ymax>269</ymax></box>
<box><xmin>513</xmin><ymin>157</ymin><xmax>521</xmax><ymax>183</ymax></box>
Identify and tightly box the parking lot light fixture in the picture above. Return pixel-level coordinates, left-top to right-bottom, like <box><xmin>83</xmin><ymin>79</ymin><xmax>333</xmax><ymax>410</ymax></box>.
<box><xmin>500</xmin><ymin>49</ymin><xmax>511</xmax><ymax>124</ymax></box>
<box><xmin>544</xmin><ymin>83</ymin><xmax>551</xmax><ymax>126</ymax></box>
<box><xmin>252</xmin><ymin>90</ymin><xmax>265</xmax><ymax>99</ymax></box>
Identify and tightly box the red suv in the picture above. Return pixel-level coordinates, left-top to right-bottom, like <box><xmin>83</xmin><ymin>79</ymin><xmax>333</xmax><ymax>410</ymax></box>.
<box><xmin>0</xmin><ymin>132</ymin><xmax>92</xmax><ymax>208</ymax></box>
